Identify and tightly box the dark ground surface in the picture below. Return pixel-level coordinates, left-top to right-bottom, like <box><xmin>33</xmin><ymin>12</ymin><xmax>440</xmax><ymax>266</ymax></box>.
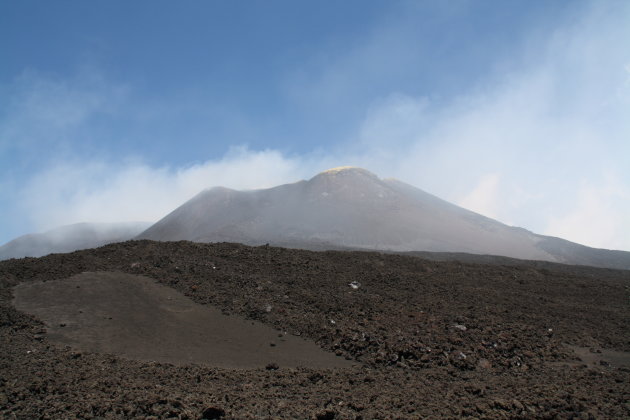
<box><xmin>13</xmin><ymin>271</ymin><xmax>353</xmax><ymax>369</ymax></box>
<box><xmin>1</xmin><ymin>240</ymin><xmax>629</xmax><ymax>419</ymax></box>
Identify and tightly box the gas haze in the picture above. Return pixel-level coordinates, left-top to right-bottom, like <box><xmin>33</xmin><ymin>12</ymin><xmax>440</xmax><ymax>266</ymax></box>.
<box><xmin>0</xmin><ymin>222</ymin><xmax>151</xmax><ymax>260</ymax></box>
<box><xmin>136</xmin><ymin>167</ymin><xmax>630</xmax><ymax>270</ymax></box>
<box><xmin>17</xmin><ymin>148</ymin><xmax>318</xmax><ymax>231</ymax></box>
<box><xmin>1</xmin><ymin>1</ymin><xmax>629</xmax><ymax>251</ymax></box>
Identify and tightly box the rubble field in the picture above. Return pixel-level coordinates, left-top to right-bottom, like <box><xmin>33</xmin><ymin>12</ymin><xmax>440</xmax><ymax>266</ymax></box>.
<box><xmin>1</xmin><ymin>240</ymin><xmax>629</xmax><ymax>419</ymax></box>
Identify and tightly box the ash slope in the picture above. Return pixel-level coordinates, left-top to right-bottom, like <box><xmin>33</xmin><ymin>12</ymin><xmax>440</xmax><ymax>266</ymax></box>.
<box><xmin>14</xmin><ymin>271</ymin><xmax>352</xmax><ymax>369</ymax></box>
<box><xmin>139</xmin><ymin>167</ymin><xmax>630</xmax><ymax>270</ymax></box>
<box><xmin>0</xmin><ymin>222</ymin><xmax>151</xmax><ymax>261</ymax></box>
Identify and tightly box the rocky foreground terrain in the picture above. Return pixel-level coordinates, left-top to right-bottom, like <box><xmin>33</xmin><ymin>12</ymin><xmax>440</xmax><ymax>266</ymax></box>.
<box><xmin>1</xmin><ymin>240</ymin><xmax>629</xmax><ymax>419</ymax></box>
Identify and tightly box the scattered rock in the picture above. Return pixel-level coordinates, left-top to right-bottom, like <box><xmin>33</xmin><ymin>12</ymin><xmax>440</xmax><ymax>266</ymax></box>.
<box><xmin>308</xmin><ymin>372</ymin><xmax>323</xmax><ymax>383</ymax></box>
<box><xmin>478</xmin><ymin>359</ymin><xmax>492</xmax><ymax>369</ymax></box>
<box><xmin>1</xmin><ymin>240</ymin><xmax>628</xmax><ymax>419</ymax></box>
<box><xmin>201</xmin><ymin>406</ymin><xmax>225</xmax><ymax>419</ymax></box>
<box><xmin>315</xmin><ymin>409</ymin><xmax>336</xmax><ymax>420</ymax></box>
<box><xmin>493</xmin><ymin>398</ymin><xmax>511</xmax><ymax>410</ymax></box>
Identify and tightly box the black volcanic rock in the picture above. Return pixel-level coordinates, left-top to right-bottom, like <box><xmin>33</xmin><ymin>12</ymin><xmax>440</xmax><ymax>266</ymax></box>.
<box><xmin>1</xmin><ymin>240</ymin><xmax>629</xmax><ymax>418</ymax></box>
<box><xmin>138</xmin><ymin>167</ymin><xmax>630</xmax><ymax>269</ymax></box>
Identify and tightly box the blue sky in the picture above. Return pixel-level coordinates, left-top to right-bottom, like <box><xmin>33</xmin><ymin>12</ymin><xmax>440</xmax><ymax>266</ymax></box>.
<box><xmin>1</xmin><ymin>0</ymin><xmax>629</xmax><ymax>250</ymax></box>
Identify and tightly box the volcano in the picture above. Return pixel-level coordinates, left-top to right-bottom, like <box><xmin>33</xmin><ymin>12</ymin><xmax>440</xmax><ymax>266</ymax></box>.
<box><xmin>0</xmin><ymin>222</ymin><xmax>151</xmax><ymax>260</ymax></box>
<box><xmin>138</xmin><ymin>167</ymin><xmax>630</xmax><ymax>269</ymax></box>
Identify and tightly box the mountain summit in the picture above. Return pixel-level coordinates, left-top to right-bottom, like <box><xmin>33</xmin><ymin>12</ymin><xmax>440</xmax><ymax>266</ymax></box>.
<box><xmin>138</xmin><ymin>167</ymin><xmax>630</xmax><ymax>269</ymax></box>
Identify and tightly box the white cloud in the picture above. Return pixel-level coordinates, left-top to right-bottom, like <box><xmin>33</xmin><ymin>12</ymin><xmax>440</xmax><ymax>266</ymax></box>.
<box><xmin>544</xmin><ymin>175</ymin><xmax>630</xmax><ymax>250</ymax></box>
<box><xmin>345</xmin><ymin>1</ymin><xmax>630</xmax><ymax>249</ymax></box>
<box><xmin>18</xmin><ymin>148</ymin><xmax>320</xmax><ymax>232</ymax></box>
<box><xmin>458</xmin><ymin>174</ymin><xmax>501</xmax><ymax>220</ymax></box>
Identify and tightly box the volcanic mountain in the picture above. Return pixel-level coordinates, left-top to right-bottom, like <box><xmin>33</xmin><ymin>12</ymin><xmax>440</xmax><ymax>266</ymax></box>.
<box><xmin>0</xmin><ymin>222</ymin><xmax>151</xmax><ymax>261</ymax></box>
<box><xmin>138</xmin><ymin>167</ymin><xmax>630</xmax><ymax>269</ymax></box>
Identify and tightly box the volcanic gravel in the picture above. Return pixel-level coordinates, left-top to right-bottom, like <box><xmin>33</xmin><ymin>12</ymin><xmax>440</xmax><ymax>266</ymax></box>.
<box><xmin>1</xmin><ymin>240</ymin><xmax>629</xmax><ymax>419</ymax></box>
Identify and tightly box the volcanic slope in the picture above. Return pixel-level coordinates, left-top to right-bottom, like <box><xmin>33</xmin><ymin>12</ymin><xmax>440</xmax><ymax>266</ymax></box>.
<box><xmin>0</xmin><ymin>222</ymin><xmax>151</xmax><ymax>261</ymax></box>
<box><xmin>138</xmin><ymin>167</ymin><xmax>630</xmax><ymax>269</ymax></box>
<box><xmin>1</xmin><ymin>240</ymin><xmax>628</xmax><ymax>418</ymax></box>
